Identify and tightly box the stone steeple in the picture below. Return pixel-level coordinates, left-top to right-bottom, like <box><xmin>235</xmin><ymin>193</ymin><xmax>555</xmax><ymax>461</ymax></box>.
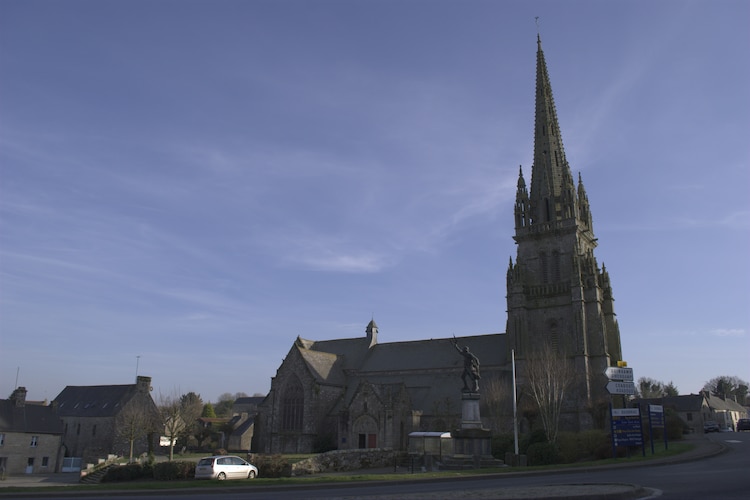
<box><xmin>506</xmin><ymin>35</ymin><xmax>623</xmax><ymax>430</ymax></box>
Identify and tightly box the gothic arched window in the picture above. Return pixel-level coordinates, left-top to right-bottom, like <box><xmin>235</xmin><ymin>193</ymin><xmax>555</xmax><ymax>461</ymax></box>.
<box><xmin>281</xmin><ymin>378</ymin><xmax>304</xmax><ymax>431</ymax></box>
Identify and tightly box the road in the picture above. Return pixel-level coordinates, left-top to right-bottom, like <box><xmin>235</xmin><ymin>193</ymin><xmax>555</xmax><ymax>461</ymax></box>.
<box><xmin>3</xmin><ymin>432</ymin><xmax>748</xmax><ymax>499</ymax></box>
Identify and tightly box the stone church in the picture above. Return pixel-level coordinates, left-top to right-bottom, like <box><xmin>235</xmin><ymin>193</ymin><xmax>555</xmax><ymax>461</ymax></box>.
<box><xmin>253</xmin><ymin>35</ymin><xmax>624</xmax><ymax>454</ymax></box>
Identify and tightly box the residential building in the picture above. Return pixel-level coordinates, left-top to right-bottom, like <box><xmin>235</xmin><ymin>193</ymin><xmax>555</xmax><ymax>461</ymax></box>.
<box><xmin>53</xmin><ymin>376</ymin><xmax>160</xmax><ymax>464</ymax></box>
<box><xmin>0</xmin><ymin>387</ymin><xmax>63</xmax><ymax>475</ymax></box>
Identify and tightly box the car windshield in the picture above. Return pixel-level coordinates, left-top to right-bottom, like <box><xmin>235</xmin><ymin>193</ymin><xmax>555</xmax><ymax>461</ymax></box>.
<box><xmin>197</xmin><ymin>458</ymin><xmax>215</xmax><ymax>466</ymax></box>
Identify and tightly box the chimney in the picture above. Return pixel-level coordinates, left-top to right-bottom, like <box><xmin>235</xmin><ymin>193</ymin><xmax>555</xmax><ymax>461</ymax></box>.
<box><xmin>10</xmin><ymin>387</ymin><xmax>27</xmax><ymax>407</ymax></box>
<box><xmin>365</xmin><ymin>319</ymin><xmax>378</xmax><ymax>349</ymax></box>
<box><xmin>136</xmin><ymin>376</ymin><xmax>152</xmax><ymax>394</ymax></box>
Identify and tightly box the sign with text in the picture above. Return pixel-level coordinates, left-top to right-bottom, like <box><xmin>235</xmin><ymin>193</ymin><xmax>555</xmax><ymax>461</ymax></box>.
<box><xmin>606</xmin><ymin>380</ymin><xmax>636</xmax><ymax>395</ymax></box>
<box><xmin>648</xmin><ymin>404</ymin><xmax>665</xmax><ymax>427</ymax></box>
<box><xmin>611</xmin><ymin>408</ymin><xmax>643</xmax><ymax>447</ymax></box>
<box><xmin>605</xmin><ymin>367</ymin><xmax>634</xmax><ymax>381</ymax></box>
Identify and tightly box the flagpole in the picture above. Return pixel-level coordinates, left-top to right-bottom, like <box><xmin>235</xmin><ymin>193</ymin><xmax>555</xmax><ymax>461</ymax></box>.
<box><xmin>512</xmin><ymin>349</ymin><xmax>519</xmax><ymax>455</ymax></box>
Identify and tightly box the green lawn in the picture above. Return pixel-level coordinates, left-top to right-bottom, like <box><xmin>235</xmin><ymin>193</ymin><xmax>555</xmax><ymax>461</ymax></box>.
<box><xmin>0</xmin><ymin>441</ymin><xmax>696</xmax><ymax>495</ymax></box>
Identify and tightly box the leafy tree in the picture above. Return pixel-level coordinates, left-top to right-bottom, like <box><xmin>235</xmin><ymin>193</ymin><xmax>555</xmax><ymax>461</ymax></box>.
<box><xmin>635</xmin><ymin>377</ymin><xmax>679</xmax><ymax>398</ymax></box>
<box><xmin>522</xmin><ymin>343</ymin><xmax>576</xmax><ymax>444</ymax></box>
<box><xmin>703</xmin><ymin>376</ymin><xmax>749</xmax><ymax>403</ymax></box>
<box><xmin>214</xmin><ymin>393</ymin><xmax>236</xmax><ymax>417</ymax></box>
<box><xmin>178</xmin><ymin>392</ymin><xmax>203</xmax><ymax>449</ymax></box>
<box><xmin>202</xmin><ymin>402</ymin><xmax>217</xmax><ymax>418</ymax></box>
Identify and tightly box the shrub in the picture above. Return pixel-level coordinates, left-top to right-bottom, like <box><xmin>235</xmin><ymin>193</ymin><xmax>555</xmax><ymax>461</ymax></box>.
<box><xmin>526</xmin><ymin>441</ymin><xmax>560</xmax><ymax>465</ymax></box>
<box><xmin>665</xmin><ymin>411</ymin><xmax>687</xmax><ymax>440</ymax></box>
<box><xmin>519</xmin><ymin>429</ymin><xmax>547</xmax><ymax>454</ymax></box>
<box><xmin>491</xmin><ymin>433</ymin><xmax>515</xmax><ymax>459</ymax></box>
<box><xmin>152</xmin><ymin>461</ymin><xmax>195</xmax><ymax>480</ymax></box>
<box><xmin>557</xmin><ymin>430</ymin><xmax>609</xmax><ymax>463</ymax></box>
<box><xmin>213</xmin><ymin>448</ymin><xmax>227</xmax><ymax>456</ymax></box>
<box><xmin>101</xmin><ymin>463</ymin><xmax>145</xmax><ymax>482</ymax></box>
<box><xmin>252</xmin><ymin>454</ymin><xmax>291</xmax><ymax>478</ymax></box>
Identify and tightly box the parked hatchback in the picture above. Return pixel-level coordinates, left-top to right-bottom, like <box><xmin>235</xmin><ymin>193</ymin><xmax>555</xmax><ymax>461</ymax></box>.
<box><xmin>703</xmin><ymin>420</ymin><xmax>720</xmax><ymax>433</ymax></box>
<box><xmin>738</xmin><ymin>419</ymin><xmax>750</xmax><ymax>432</ymax></box>
<box><xmin>195</xmin><ymin>455</ymin><xmax>258</xmax><ymax>480</ymax></box>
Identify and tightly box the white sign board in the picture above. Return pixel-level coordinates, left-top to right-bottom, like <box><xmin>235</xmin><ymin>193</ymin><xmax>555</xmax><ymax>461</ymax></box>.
<box><xmin>606</xmin><ymin>381</ymin><xmax>636</xmax><ymax>395</ymax></box>
<box><xmin>605</xmin><ymin>367</ymin><xmax>634</xmax><ymax>382</ymax></box>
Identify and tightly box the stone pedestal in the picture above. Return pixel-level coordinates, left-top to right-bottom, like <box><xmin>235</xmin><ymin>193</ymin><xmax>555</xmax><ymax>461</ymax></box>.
<box><xmin>459</xmin><ymin>392</ymin><xmax>483</xmax><ymax>429</ymax></box>
<box><xmin>443</xmin><ymin>391</ymin><xmax>503</xmax><ymax>469</ymax></box>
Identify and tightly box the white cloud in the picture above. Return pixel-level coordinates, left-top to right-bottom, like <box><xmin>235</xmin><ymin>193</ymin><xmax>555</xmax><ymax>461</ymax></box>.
<box><xmin>710</xmin><ymin>329</ymin><xmax>745</xmax><ymax>338</ymax></box>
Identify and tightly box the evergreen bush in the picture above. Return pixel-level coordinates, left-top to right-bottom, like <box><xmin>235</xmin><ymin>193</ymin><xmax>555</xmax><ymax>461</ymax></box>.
<box><xmin>526</xmin><ymin>441</ymin><xmax>560</xmax><ymax>465</ymax></box>
<box><xmin>152</xmin><ymin>461</ymin><xmax>195</xmax><ymax>480</ymax></box>
<box><xmin>101</xmin><ymin>463</ymin><xmax>145</xmax><ymax>482</ymax></box>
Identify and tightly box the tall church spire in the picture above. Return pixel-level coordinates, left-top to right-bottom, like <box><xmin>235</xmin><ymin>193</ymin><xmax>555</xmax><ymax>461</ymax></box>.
<box><xmin>529</xmin><ymin>34</ymin><xmax>576</xmax><ymax>225</ymax></box>
<box><xmin>506</xmin><ymin>34</ymin><xmax>623</xmax><ymax>431</ymax></box>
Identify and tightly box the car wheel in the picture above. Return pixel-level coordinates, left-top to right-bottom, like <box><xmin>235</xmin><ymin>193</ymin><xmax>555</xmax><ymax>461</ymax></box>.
<box><xmin>217</xmin><ymin>472</ymin><xmax>226</xmax><ymax>480</ymax></box>
<box><xmin>248</xmin><ymin>470</ymin><xmax>256</xmax><ymax>479</ymax></box>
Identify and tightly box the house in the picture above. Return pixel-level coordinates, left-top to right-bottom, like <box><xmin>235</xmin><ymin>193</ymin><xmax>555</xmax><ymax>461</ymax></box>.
<box><xmin>227</xmin><ymin>396</ymin><xmax>263</xmax><ymax>452</ymax></box>
<box><xmin>702</xmin><ymin>391</ymin><xmax>748</xmax><ymax>431</ymax></box>
<box><xmin>635</xmin><ymin>392</ymin><xmax>749</xmax><ymax>433</ymax></box>
<box><xmin>0</xmin><ymin>387</ymin><xmax>64</xmax><ymax>475</ymax></box>
<box><xmin>53</xmin><ymin>376</ymin><xmax>160</xmax><ymax>464</ymax></box>
<box><xmin>634</xmin><ymin>394</ymin><xmax>709</xmax><ymax>433</ymax></box>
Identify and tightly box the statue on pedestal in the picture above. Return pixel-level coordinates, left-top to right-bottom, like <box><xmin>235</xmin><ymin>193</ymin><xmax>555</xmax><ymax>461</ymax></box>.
<box><xmin>452</xmin><ymin>336</ymin><xmax>480</xmax><ymax>392</ymax></box>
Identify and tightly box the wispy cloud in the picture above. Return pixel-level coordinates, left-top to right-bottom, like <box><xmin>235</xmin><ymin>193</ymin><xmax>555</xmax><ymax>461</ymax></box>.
<box><xmin>710</xmin><ymin>328</ymin><xmax>745</xmax><ymax>337</ymax></box>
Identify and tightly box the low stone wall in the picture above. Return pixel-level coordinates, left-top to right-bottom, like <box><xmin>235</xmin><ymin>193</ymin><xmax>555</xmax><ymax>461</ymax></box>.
<box><xmin>291</xmin><ymin>448</ymin><xmax>396</xmax><ymax>476</ymax></box>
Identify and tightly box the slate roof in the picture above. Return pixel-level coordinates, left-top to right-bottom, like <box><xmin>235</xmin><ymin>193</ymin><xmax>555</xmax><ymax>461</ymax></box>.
<box><xmin>703</xmin><ymin>392</ymin><xmax>748</xmax><ymax>414</ymax></box>
<box><xmin>294</xmin><ymin>333</ymin><xmax>507</xmax><ymax>414</ymax></box>
<box><xmin>53</xmin><ymin>384</ymin><xmax>141</xmax><ymax>418</ymax></box>
<box><xmin>0</xmin><ymin>399</ymin><xmax>63</xmax><ymax>435</ymax></box>
<box><xmin>234</xmin><ymin>397</ymin><xmax>264</xmax><ymax>407</ymax></box>
<box><xmin>636</xmin><ymin>394</ymin><xmax>706</xmax><ymax>412</ymax></box>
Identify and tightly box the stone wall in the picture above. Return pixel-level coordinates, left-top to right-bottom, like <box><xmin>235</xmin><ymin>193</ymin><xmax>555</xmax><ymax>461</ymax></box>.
<box><xmin>0</xmin><ymin>432</ymin><xmax>62</xmax><ymax>474</ymax></box>
<box><xmin>290</xmin><ymin>448</ymin><xmax>396</xmax><ymax>476</ymax></box>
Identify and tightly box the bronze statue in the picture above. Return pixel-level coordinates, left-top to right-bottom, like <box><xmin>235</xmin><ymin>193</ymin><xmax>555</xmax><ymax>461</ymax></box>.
<box><xmin>452</xmin><ymin>336</ymin><xmax>480</xmax><ymax>392</ymax></box>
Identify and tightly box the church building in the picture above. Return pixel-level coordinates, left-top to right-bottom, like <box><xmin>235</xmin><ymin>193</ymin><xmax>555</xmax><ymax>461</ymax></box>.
<box><xmin>254</xmin><ymin>36</ymin><xmax>624</xmax><ymax>454</ymax></box>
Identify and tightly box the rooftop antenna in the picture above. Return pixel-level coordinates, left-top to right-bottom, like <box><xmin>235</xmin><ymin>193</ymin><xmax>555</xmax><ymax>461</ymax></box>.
<box><xmin>135</xmin><ymin>355</ymin><xmax>141</xmax><ymax>379</ymax></box>
<box><xmin>535</xmin><ymin>16</ymin><xmax>541</xmax><ymax>34</ymax></box>
<box><xmin>15</xmin><ymin>366</ymin><xmax>20</xmax><ymax>388</ymax></box>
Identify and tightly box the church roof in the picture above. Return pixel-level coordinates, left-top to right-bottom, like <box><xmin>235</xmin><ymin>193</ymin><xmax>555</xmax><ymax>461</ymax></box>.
<box><xmin>361</xmin><ymin>335</ymin><xmax>506</xmax><ymax>373</ymax></box>
<box><xmin>298</xmin><ymin>346</ymin><xmax>347</xmax><ymax>385</ymax></box>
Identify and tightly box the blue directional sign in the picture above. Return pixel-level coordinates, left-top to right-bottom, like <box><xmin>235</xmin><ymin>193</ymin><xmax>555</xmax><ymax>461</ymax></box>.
<box><xmin>611</xmin><ymin>408</ymin><xmax>643</xmax><ymax>447</ymax></box>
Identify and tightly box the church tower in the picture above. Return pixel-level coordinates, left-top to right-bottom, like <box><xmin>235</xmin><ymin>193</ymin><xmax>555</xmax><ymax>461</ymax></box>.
<box><xmin>506</xmin><ymin>35</ymin><xmax>623</xmax><ymax>429</ymax></box>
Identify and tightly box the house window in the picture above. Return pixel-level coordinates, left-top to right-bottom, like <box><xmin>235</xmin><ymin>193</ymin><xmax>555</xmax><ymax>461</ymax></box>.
<box><xmin>30</xmin><ymin>436</ymin><xmax>39</xmax><ymax>447</ymax></box>
<box><xmin>77</xmin><ymin>424</ymin><xmax>81</xmax><ymax>435</ymax></box>
<box><xmin>92</xmin><ymin>424</ymin><xmax>97</xmax><ymax>436</ymax></box>
<box><xmin>0</xmin><ymin>433</ymin><xmax>5</xmax><ymax>446</ymax></box>
<box><xmin>42</xmin><ymin>457</ymin><xmax>49</xmax><ymax>467</ymax></box>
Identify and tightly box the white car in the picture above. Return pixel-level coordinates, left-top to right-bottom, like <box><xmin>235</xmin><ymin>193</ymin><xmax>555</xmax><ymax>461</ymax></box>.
<box><xmin>194</xmin><ymin>455</ymin><xmax>258</xmax><ymax>480</ymax></box>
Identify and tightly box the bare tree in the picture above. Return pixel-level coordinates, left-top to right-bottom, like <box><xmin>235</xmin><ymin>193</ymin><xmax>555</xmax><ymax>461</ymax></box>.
<box><xmin>159</xmin><ymin>391</ymin><xmax>187</xmax><ymax>461</ymax></box>
<box><xmin>481</xmin><ymin>375</ymin><xmax>514</xmax><ymax>433</ymax></box>
<box><xmin>116</xmin><ymin>399</ymin><xmax>159</xmax><ymax>462</ymax></box>
<box><xmin>522</xmin><ymin>343</ymin><xmax>576</xmax><ymax>444</ymax></box>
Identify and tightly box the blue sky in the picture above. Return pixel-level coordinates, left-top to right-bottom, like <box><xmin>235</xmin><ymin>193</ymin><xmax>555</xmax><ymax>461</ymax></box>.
<box><xmin>1</xmin><ymin>0</ymin><xmax>748</xmax><ymax>404</ymax></box>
